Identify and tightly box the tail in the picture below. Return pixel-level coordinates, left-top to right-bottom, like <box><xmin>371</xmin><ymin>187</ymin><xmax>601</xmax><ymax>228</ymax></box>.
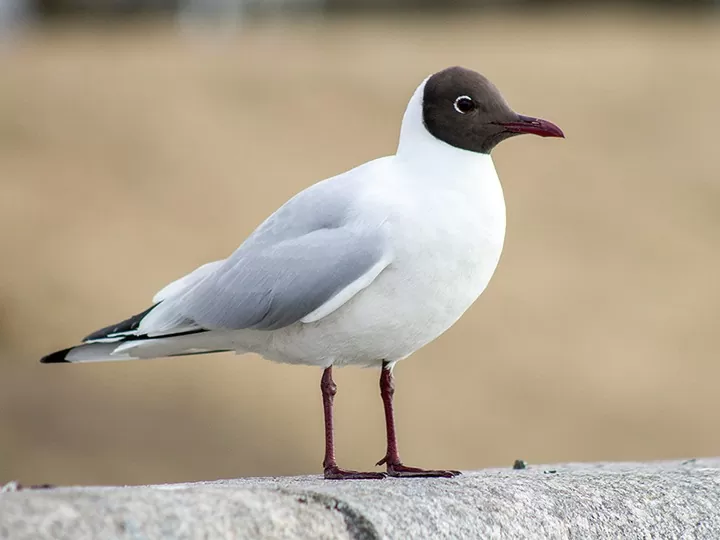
<box><xmin>40</xmin><ymin>305</ymin><xmax>229</xmax><ymax>364</ymax></box>
<box><xmin>40</xmin><ymin>343</ymin><xmax>134</xmax><ymax>364</ymax></box>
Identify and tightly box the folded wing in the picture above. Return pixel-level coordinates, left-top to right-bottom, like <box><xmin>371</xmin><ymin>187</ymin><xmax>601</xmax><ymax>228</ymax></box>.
<box><xmin>140</xmin><ymin>226</ymin><xmax>392</xmax><ymax>334</ymax></box>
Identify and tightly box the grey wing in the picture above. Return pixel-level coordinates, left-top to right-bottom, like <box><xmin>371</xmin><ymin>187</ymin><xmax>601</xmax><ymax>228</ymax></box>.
<box><xmin>149</xmin><ymin>226</ymin><xmax>391</xmax><ymax>332</ymax></box>
<box><xmin>138</xmin><ymin>158</ymin><xmax>393</xmax><ymax>335</ymax></box>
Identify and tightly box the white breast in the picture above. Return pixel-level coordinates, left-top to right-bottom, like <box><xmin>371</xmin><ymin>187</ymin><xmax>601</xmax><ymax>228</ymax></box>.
<box><xmin>361</xmin><ymin>153</ymin><xmax>506</xmax><ymax>359</ymax></box>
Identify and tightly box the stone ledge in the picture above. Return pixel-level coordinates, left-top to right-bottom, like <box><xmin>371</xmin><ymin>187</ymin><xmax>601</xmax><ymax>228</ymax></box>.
<box><xmin>2</xmin><ymin>459</ymin><xmax>720</xmax><ymax>539</ymax></box>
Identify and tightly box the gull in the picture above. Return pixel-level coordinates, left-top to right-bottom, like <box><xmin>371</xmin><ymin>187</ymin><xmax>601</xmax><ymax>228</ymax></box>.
<box><xmin>41</xmin><ymin>66</ymin><xmax>563</xmax><ymax>479</ymax></box>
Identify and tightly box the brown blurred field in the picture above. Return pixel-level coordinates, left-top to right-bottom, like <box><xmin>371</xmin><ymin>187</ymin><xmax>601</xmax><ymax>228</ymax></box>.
<box><xmin>1</xmin><ymin>10</ymin><xmax>719</xmax><ymax>486</ymax></box>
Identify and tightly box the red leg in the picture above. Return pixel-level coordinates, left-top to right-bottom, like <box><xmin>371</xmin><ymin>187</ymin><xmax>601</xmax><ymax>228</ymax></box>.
<box><xmin>376</xmin><ymin>362</ymin><xmax>461</xmax><ymax>478</ymax></box>
<box><xmin>321</xmin><ymin>367</ymin><xmax>386</xmax><ymax>480</ymax></box>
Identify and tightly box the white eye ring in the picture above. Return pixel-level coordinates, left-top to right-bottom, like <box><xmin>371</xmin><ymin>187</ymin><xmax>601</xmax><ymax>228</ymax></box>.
<box><xmin>453</xmin><ymin>95</ymin><xmax>475</xmax><ymax>114</ymax></box>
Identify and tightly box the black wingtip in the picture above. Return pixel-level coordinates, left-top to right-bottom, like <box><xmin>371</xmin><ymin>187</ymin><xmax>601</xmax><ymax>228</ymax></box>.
<box><xmin>83</xmin><ymin>303</ymin><xmax>159</xmax><ymax>342</ymax></box>
<box><xmin>40</xmin><ymin>348</ymin><xmax>73</xmax><ymax>364</ymax></box>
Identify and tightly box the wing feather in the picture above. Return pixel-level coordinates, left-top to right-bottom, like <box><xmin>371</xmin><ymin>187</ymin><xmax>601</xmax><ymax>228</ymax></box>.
<box><xmin>168</xmin><ymin>227</ymin><xmax>390</xmax><ymax>331</ymax></box>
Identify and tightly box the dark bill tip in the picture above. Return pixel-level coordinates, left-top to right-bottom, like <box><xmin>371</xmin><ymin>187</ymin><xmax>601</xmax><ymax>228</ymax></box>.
<box><xmin>496</xmin><ymin>115</ymin><xmax>565</xmax><ymax>139</ymax></box>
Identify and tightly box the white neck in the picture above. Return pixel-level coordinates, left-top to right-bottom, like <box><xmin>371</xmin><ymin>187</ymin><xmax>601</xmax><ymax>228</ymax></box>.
<box><xmin>395</xmin><ymin>77</ymin><xmax>499</xmax><ymax>190</ymax></box>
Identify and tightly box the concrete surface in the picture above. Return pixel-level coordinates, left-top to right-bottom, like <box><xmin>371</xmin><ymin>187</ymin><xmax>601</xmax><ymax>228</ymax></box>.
<box><xmin>2</xmin><ymin>459</ymin><xmax>720</xmax><ymax>539</ymax></box>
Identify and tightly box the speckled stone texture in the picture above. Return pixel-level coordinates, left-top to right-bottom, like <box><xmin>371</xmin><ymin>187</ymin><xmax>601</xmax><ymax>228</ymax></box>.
<box><xmin>2</xmin><ymin>459</ymin><xmax>720</xmax><ymax>539</ymax></box>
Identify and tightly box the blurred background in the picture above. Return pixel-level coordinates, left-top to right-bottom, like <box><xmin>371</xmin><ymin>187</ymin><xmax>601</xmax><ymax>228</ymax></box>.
<box><xmin>1</xmin><ymin>0</ymin><xmax>719</xmax><ymax>487</ymax></box>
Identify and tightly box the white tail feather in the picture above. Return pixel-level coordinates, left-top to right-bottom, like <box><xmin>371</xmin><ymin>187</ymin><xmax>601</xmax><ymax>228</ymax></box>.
<box><xmin>65</xmin><ymin>343</ymin><xmax>134</xmax><ymax>363</ymax></box>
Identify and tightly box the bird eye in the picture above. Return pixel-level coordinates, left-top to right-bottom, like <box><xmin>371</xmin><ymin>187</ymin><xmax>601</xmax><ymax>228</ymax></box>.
<box><xmin>453</xmin><ymin>96</ymin><xmax>475</xmax><ymax>114</ymax></box>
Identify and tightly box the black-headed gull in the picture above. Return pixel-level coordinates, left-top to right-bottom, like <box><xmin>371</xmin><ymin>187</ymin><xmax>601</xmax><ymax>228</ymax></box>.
<box><xmin>41</xmin><ymin>66</ymin><xmax>564</xmax><ymax>479</ymax></box>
